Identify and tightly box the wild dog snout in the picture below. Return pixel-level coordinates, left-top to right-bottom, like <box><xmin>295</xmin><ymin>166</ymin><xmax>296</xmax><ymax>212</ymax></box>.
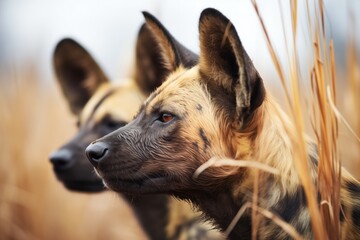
<box><xmin>86</xmin><ymin>142</ymin><xmax>109</xmax><ymax>167</ymax></box>
<box><xmin>49</xmin><ymin>149</ymin><xmax>74</xmax><ymax>170</ymax></box>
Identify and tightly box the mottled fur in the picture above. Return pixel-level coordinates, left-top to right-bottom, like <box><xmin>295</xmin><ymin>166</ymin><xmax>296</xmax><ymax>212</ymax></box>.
<box><xmin>88</xmin><ymin>9</ymin><xmax>360</xmax><ymax>240</ymax></box>
<box><xmin>50</xmin><ymin>21</ymin><xmax>221</xmax><ymax>240</ymax></box>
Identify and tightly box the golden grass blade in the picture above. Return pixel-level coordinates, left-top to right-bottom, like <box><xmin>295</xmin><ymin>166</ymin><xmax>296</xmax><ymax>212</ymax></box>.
<box><xmin>251</xmin><ymin>0</ymin><xmax>292</xmax><ymax>107</ymax></box>
<box><xmin>224</xmin><ymin>202</ymin><xmax>250</xmax><ymax>237</ymax></box>
<box><xmin>327</xmin><ymin>86</ymin><xmax>360</xmax><ymax>143</ymax></box>
<box><xmin>251</xmin><ymin>0</ymin><xmax>329</xmax><ymax>238</ymax></box>
<box><xmin>193</xmin><ymin>158</ymin><xmax>280</xmax><ymax>179</ymax></box>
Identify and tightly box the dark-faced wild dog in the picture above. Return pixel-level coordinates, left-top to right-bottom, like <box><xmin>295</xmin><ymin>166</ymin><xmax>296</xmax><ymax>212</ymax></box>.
<box><xmin>49</xmin><ymin>23</ymin><xmax>222</xmax><ymax>240</ymax></box>
<box><xmin>86</xmin><ymin>9</ymin><xmax>360</xmax><ymax>239</ymax></box>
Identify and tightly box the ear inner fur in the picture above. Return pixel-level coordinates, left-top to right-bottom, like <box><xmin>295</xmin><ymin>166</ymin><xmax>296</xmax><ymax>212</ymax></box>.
<box><xmin>53</xmin><ymin>38</ymin><xmax>109</xmax><ymax>115</ymax></box>
<box><xmin>142</xmin><ymin>12</ymin><xmax>179</xmax><ymax>70</ymax></box>
<box><xmin>134</xmin><ymin>23</ymin><xmax>170</xmax><ymax>95</ymax></box>
<box><xmin>135</xmin><ymin>14</ymin><xmax>198</xmax><ymax>95</ymax></box>
<box><xmin>198</xmin><ymin>8</ymin><xmax>265</xmax><ymax>128</ymax></box>
<box><xmin>141</xmin><ymin>12</ymin><xmax>198</xmax><ymax>83</ymax></box>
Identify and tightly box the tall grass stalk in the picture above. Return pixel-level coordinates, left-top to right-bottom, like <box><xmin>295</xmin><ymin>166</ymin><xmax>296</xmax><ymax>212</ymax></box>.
<box><xmin>250</xmin><ymin>0</ymin><xmax>346</xmax><ymax>238</ymax></box>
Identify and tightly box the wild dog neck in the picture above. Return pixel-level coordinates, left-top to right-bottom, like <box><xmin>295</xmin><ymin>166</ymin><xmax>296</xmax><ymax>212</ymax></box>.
<box><xmin>176</xmin><ymin>187</ymin><xmax>251</xmax><ymax>239</ymax></box>
<box><xmin>183</xmin><ymin>95</ymin><xmax>315</xmax><ymax>239</ymax></box>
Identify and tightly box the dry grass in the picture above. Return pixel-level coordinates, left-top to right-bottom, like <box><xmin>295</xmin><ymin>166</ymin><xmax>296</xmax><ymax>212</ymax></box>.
<box><xmin>250</xmin><ymin>0</ymin><xmax>324</xmax><ymax>238</ymax></box>
<box><xmin>248</xmin><ymin>0</ymin><xmax>359</xmax><ymax>239</ymax></box>
<box><xmin>0</xmin><ymin>68</ymin><xmax>146</xmax><ymax>240</ymax></box>
<box><xmin>193</xmin><ymin>157</ymin><xmax>280</xmax><ymax>179</ymax></box>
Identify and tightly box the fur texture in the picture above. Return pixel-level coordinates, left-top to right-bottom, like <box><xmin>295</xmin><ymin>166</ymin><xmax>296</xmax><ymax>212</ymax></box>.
<box><xmin>89</xmin><ymin>9</ymin><xmax>360</xmax><ymax>239</ymax></box>
<box><xmin>50</xmin><ymin>20</ymin><xmax>222</xmax><ymax>240</ymax></box>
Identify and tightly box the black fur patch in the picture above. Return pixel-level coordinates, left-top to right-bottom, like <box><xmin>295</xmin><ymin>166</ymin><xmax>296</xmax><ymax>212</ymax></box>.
<box><xmin>347</xmin><ymin>181</ymin><xmax>360</xmax><ymax>196</ymax></box>
<box><xmin>268</xmin><ymin>186</ymin><xmax>310</xmax><ymax>236</ymax></box>
<box><xmin>199</xmin><ymin>128</ymin><xmax>210</xmax><ymax>150</ymax></box>
<box><xmin>192</xmin><ymin>142</ymin><xmax>199</xmax><ymax>152</ymax></box>
<box><xmin>277</xmin><ymin>192</ymin><xmax>304</xmax><ymax>222</ymax></box>
<box><xmin>352</xmin><ymin>206</ymin><xmax>360</xmax><ymax>225</ymax></box>
<box><xmin>346</xmin><ymin>181</ymin><xmax>360</xmax><ymax>224</ymax></box>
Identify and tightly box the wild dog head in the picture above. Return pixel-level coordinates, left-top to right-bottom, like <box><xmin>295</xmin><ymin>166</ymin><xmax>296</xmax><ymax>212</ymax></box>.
<box><xmin>86</xmin><ymin>9</ymin><xmax>265</xmax><ymax>197</ymax></box>
<box><xmin>49</xmin><ymin>22</ymin><xmax>197</xmax><ymax>192</ymax></box>
<box><xmin>49</xmin><ymin>38</ymin><xmax>137</xmax><ymax>191</ymax></box>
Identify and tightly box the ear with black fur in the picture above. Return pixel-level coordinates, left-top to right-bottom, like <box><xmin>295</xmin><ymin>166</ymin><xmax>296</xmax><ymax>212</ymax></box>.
<box><xmin>199</xmin><ymin>8</ymin><xmax>265</xmax><ymax>128</ymax></box>
<box><xmin>135</xmin><ymin>13</ymin><xmax>198</xmax><ymax>94</ymax></box>
<box><xmin>53</xmin><ymin>38</ymin><xmax>109</xmax><ymax>115</ymax></box>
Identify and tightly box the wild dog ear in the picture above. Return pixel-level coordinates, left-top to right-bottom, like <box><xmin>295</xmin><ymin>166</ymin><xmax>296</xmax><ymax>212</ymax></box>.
<box><xmin>135</xmin><ymin>13</ymin><xmax>198</xmax><ymax>94</ymax></box>
<box><xmin>53</xmin><ymin>38</ymin><xmax>109</xmax><ymax>115</ymax></box>
<box><xmin>199</xmin><ymin>8</ymin><xmax>265</xmax><ymax>128</ymax></box>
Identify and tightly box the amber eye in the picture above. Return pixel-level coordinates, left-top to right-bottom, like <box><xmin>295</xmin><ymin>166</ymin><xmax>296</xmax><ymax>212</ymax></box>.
<box><xmin>159</xmin><ymin>113</ymin><xmax>174</xmax><ymax>123</ymax></box>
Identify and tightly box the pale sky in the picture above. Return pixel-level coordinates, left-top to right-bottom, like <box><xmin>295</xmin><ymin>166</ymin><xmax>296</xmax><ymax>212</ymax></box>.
<box><xmin>0</xmin><ymin>0</ymin><xmax>358</xmax><ymax>85</ymax></box>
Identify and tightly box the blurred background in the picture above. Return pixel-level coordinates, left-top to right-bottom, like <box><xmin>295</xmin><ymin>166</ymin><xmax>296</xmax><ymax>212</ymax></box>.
<box><xmin>0</xmin><ymin>0</ymin><xmax>359</xmax><ymax>239</ymax></box>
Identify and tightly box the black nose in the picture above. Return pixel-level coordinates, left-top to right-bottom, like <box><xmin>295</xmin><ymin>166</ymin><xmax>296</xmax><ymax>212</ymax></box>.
<box><xmin>85</xmin><ymin>142</ymin><xmax>109</xmax><ymax>167</ymax></box>
<box><xmin>49</xmin><ymin>149</ymin><xmax>73</xmax><ymax>170</ymax></box>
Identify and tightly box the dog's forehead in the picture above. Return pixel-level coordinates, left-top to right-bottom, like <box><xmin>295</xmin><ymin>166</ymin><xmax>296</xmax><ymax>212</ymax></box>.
<box><xmin>80</xmin><ymin>82</ymin><xmax>111</xmax><ymax>122</ymax></box>
<box><xmin>80</xmin><ymin>80</ymin><xmax>145</xmax><ymax>123</ymax></box>
<box><xmin>144</xmin><ymin>67</ymin><xmax>203</xmax><ymax>112</ymax></box>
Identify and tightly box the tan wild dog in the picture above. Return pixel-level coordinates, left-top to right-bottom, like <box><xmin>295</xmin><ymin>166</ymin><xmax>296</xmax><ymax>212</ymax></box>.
<box><xmin>50</xmin><ymin>22</ymin><xmax>222</xmax><ymax>240</ymax></box>
<box><xmin>86</xmin><ymin>9</ymin><xmax>360</xmax><ymax>240</ymax></box>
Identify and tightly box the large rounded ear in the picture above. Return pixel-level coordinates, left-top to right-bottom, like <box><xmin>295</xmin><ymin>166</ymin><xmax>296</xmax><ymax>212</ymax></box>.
<box><xmin>53</xmin><ymin>38</ymin><xmax>109</xmax><ymax>115</ymax></box>
<box><xmin>134</xmin><ymin>13</ymin><xmax>198</xmax><ymax>94</ymax></box>
<box><xmin>199</xmin><ymin>8</ymin><xmax>265</xmax><ymax>128</ymax></box>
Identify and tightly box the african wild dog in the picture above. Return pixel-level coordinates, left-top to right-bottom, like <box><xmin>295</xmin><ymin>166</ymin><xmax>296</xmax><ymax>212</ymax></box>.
<box><xmin>86</xmin><ymin>9</ymin><xmax>360</xmax><ymax>239</ymax></box>
<box><xmin>49</xmin><ymin>23</ymin><xmax>222</xmax><ymax>240</ymax></box>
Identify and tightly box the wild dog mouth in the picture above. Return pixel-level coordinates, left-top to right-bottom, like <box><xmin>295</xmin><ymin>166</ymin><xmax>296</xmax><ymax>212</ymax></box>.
<box><xmin>102</xmin><ymin>171</ymin><xmax>173</xmax><ymax>194</ymax></box>
<box><xmin>62</xmin><ymin>180</ymin><xmax>105</xmax><ymax>192</ymax></box>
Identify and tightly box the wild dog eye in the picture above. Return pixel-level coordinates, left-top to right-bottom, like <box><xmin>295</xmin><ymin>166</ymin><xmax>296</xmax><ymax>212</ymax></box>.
<box><xmin>102</xmin><ymin>115</ymin><xmax>126</xmax><ymax>129</ymax></box>
<box><xmin>158</xmin><ymin>113</ymin><xmax>174</xmax><ymax>123</ymax></box>
<box><xmin>104</xmin><ymin>119</ymin><xmax>118</xmax><ymax>128</ymax></box>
